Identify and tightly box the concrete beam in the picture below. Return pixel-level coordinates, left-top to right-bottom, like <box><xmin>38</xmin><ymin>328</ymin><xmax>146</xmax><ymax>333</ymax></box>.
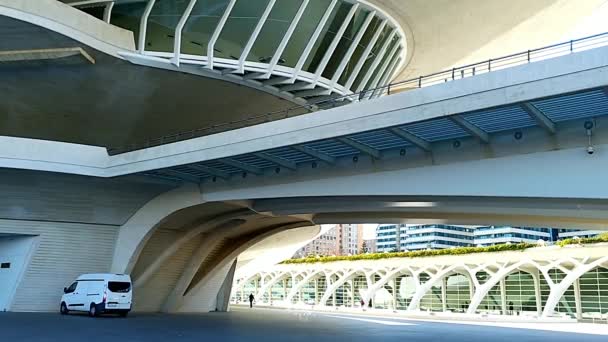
<box><xmin>263</xmin><ymin>76</ymin><xmax>291</xmax><ymax>86</ymax></box>
<box><xmin>521</xmin><ymin>102</ymin><xmax>555</xmax><ymax>134</ymax></box>
<box><xmin>242</xmin><ymin>72</ymin><xmax>267</xmax><ymax>80</ymax></box>
<box><xmin>450</xmin><ymin>115</ymin><xmax>490</xmax><ymax>143</ymax></box>
<box><xmin>253</xmin><ymin>152</ymin><xmax>297</xmax><ymax>171</ymax></box>
<box><xmin>336</xmin><ymin>137</ymin><xmax>382</xmax><ymax>159</ymax></box>
<box><xmin>0</xmin><ymin>47</ymin><xmax>95</xmax><ymax>64</ymax></box>
<box><xmin>188</xmin><ymin>164</ymin><xmax>230</xmax><ymax>180</ymax></box>
<box><xmin>295</xmin><ymin>88</ymin><xmax>332</xmax><ymax>98</ymax></box>
<box><xmin>281</xmin><ymin>81</ymin><xmax>314</xmax><ymax>92</ymax></box>
<box><xmin>220</xmin><ymin>159</ymin><xmax>263</xmax><ymax>175</ymax></box>
<box><xmin>388</xmin><ymin>127</ymin><xmax>432</xmax><ymax>151</ymax></box>
<box><xmin>158</xmin><ymin>169</ymin><xmax>200</xmax><ymax>184</ymax></box>
<box><xmin>292</xmin><ymin>145</ymin><xmax>336</xmax><ymax>165</ymax></box>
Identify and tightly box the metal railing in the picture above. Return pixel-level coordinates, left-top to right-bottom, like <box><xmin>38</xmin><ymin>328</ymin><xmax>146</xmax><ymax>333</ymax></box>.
<box><xmin>107</xmin><ymin>31</ymin><xmax>608</xmax><ymax>155</ymax></box>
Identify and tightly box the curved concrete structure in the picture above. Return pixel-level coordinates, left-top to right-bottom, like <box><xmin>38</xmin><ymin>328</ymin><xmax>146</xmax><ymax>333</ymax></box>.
<box><xmin>369</xmin><ymin>0</ymin><xmax>606</xmax><ymax>81</ymax></box>
<box><xmin>61</xmin><ymin>0</ymin><xmax>408</xmax><ymax>103</ymax></box>
<box><xmin>2</xmin><ymin>0</ymin><xmax>608</xmax><ymax>315</ymax></box>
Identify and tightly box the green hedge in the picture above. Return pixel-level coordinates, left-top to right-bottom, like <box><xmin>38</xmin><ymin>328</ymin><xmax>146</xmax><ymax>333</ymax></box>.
<box><xmin>557</xmin><ymin>232</ymin><xmax>608</xmax><ymax>247</ymax></box>
<box><xmin>282</xmin><ymin>243</ymin><xmax>535</xmax><ymax>264</ymax></box>
<box><xmin>283</xmin><ymin>233</ymin><xmax>608</xmax><ymax>265</ymax></box>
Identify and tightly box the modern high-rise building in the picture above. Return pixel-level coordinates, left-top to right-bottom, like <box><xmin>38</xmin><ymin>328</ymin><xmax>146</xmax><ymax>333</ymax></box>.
<box><xmin>337</xmin><ymin>224</ymin><xmax>361</xmax><ymax>256</ymax></box>
<box><xmin>376</xmin><ymin>224</ymin><xmax>475</xmax><ymax>252</ymax></box>
<box><xmin>474</xmin><ymin>226</ymin><xmax>553</xmax><ymax>246</ymax></box>
<box><xmin>293</xmin><ymin>224</ymin><xmax>364</xmax><ymax>257</ymax></box>
<box><xmin>558</xmin><ymin>229</ymin><xmax>605</xmax><ymax>239</ymax></box>
<box><xmin>374</xmin><ymin>225</ymin><xmax>602</xmax><ymax>252</ymax></box>
<box><xmin>375</xmin><ymin>224</ymin><xmax>403</xmax><ymax>252</ymax></box>
<box><xmin>293</xmin><ymin>226</ymin><xmax>338</xmax><ymax>258</ymax></box>
<box><xmin>404</xmin><ymin>225</ymin><xmax>475</xmax><ymax>251</ymax></box>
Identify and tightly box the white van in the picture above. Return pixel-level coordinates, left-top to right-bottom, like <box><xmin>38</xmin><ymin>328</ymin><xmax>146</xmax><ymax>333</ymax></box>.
<box><xmin>60</xmin><ymin>273</ymin><xmax>132</xmax><ymax>317</ymax></box>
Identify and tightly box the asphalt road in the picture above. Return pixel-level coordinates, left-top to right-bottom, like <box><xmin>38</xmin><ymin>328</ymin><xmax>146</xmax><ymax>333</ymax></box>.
<box><xmin>1</xmin><ymin>308</ymin><xmax>604</xmax><ymax>342</ymax></box>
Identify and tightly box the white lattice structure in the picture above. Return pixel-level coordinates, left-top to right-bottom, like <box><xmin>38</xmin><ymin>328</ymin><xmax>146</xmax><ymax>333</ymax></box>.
<box><xmin>232</xmin><ymin>243</ymin><xmax>608</xmax><ymax>322</ymax></box>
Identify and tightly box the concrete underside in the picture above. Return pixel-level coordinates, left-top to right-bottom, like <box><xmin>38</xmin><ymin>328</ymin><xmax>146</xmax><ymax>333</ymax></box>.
<box><xmin>369</xmin><ymin>0</ymin><xmax>605</xmax><ymax>81</ymax></box>
<box><xmin>0</xmin><ymin>16</ymin><xmax>295</xmax><ymax>148</ymax></box>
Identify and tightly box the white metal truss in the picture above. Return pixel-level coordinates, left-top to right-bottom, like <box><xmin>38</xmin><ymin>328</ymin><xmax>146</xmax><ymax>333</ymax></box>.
<box><xmin>263</xmin><ymin>0</ymin><xmax>310</xmax><ymax>78</ymax></box>
<box><xmin>138</xmin><ymin>0</ymin><xmax>156</xmax><ymax>54</ymax></box>
<box><xmin>312</xmin><ymin>3</ymin><xmax>360</xmax><ymax>84</ymax></box>
<box><xmin>86</xmin><ymin>0</ymin><xmax>407</xmax><ymax>105</ymax></box>
<box><xmin>344</xmin><ymin>19</ymin><xmax>387</xmax><ymax>90</ymax></box>
<box><xmin>233</xmin><ymin>247</ymin><xmax>608</xmax><ymax>319</ymax></box>
<box><xmin>235</xmin><ymin>0</ymin><xmax>277</xmax><ymax>74</ymax></box>
<box><xmin>171</xmin><ymin>0</ymin><xmax>198</xmax><ymax>67</ymax></box>
<box><xmin>355</xmin><ymin>29</ymin><xmax>397</xmax><ymax>92</ymax></box>
<box><xmin>207</xmin><ymin>0</ymin><xmax>237</xmax><ymax>70</ymax></box>
<box><xmin>330</xmin><ymin>10</ymin><xmax>376</xmax><ymax>88</ymax></box>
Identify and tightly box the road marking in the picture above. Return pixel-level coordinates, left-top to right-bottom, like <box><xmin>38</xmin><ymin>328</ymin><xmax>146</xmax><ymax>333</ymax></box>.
<box><xmin>323</xmin><ymin>314</ymin><xmax>415</xmax><ymax>326</ymax></box>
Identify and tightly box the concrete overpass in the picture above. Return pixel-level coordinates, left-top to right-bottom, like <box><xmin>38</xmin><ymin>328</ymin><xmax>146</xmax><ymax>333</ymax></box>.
<box><xmin>0</xmin><ymin>0</ymin><xmax>604</xmax><ymax>148</ymax></box>
<box><xmin>2</xmin><ymin>41</ymin><xmax>607</xmax><ymax>314</ymax></box>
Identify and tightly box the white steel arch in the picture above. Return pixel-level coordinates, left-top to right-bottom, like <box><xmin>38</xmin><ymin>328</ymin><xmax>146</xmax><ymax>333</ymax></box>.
<box><xmin>233</xmin><ymin>244</ymin><xmax>608</xmax><ymax>322</ymax></box>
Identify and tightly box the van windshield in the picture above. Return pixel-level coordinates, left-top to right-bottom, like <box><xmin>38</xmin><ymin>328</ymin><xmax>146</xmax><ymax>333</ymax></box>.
<box><xmin>108</xmin><ymin>281</ymin><xmax>131</xmax><ymax>293</ymax></box>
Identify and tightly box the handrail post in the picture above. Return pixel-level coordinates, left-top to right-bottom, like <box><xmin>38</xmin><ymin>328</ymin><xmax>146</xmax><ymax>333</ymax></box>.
<box><xmin>387</xmin><ymin>83</ymin><xmax>391</xmax><ymax>95</ymax></box>
<box><xmin>472</xmin><ymin>66</ymin><xmax>475</xmax><ymax>76</ymax></box>
<box><xmin>451</xmin><ymin>68</ymin><xmax>455</xmax><ymax>80</ymax></box>
<box><xmin>488</xmin><ymin>59</ymin><xmax>491</xmax><ymax>72</ymax></box>
<box><xmin>570</xmin><ymin>40</ymin><xmax>573</xmax><ymax>52</ymax></box>
<box><xmin>527</xmin><ymin>50</ymin><xmax>530</xmax><ymax>63</ymax></box>
<box><xmin>418</xmin><ymin>76</ymin><xmax>422</xmax><ymax>88</ymax></box>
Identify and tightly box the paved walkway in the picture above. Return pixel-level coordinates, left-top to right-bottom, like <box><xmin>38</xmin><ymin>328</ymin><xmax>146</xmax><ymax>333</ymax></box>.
<box><xmin>236</xmin><ymin>304</ymin><xmax>608</xmax><ymax>336</ymax></box>
<box><xmin>1</xmin><ymin>308</ymin><xmax>607</xmax><ymax>341</ymax></box>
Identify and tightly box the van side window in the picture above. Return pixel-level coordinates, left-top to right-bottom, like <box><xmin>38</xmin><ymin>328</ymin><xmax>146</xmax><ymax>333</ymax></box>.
<box><xmin>66</xmin><ymin>282</ymin><xmax>77</xmax><ymax>293</ymax></box>
<box><xmin>108</xmin><ymin>282</ymin><xmax>131</xmax><ymax>293</ymax></box>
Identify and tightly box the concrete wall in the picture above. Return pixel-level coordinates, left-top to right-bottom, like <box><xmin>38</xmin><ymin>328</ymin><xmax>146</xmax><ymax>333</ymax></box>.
<box><xmin>0</xmin><ymin>235</ymin><xmax>37</xmax><ymax>311</ymax></box>
<box><xmin>132</xmin><ymin>229</ymin><xmax>200</xmax><ymax>312</ymax></box>
<box><xmin>0</xmin><ymin>220</ymin><xmax>118</xmax><ymax>312</ymax></box>
<box><xmin>0</xmin><ymin>169</ymin><xmax>172</xmax><ymax>312</ymax></box>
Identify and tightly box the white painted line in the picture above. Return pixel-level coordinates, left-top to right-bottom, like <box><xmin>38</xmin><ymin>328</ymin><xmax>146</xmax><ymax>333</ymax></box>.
<box><xmin>323</xmin><ymin>314</ymin><xmax>415</xmax><ymax>326</ymax></box>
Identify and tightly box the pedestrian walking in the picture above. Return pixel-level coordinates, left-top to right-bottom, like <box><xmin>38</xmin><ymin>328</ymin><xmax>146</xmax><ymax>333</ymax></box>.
<box><xmin>249</xmin><ymin>293</ymin><xmax>255</xmax><ymax>308</ymax></box>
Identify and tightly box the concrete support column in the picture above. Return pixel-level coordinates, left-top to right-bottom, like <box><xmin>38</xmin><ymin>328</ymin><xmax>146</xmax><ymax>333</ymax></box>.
<box><xmin>332</xmin><ymin>289</ymin><xmax>336</xmax><ymax>307</ymax></box>
<box><xmin>533</xmin><ymin>271</ymin><xmax>542</xmax><ymax>316</ymax></box>
<box><xmin>283</xmin><ymin>279</ymin><xmax>287</xmax><ymax>301</ymax></box>
<box><xmin>392</xmin><ymin>278</ymin><xmax>397</xmax><ymax>310</ymax></box>
<box><xmin>468</xmin><ymin>277</ymin><xmax>475</xmax><ymax>298</ymax></box>
<box><xmin>351</xmin><ymin>281</ymin><xmax>355</xmax><ymax>307</ymax></box>
<box><xmin>314</xmin><ymin>279</ymin><xmax>319</xmax><ymax>305</ymax></box>
<box><xmin>442</xmin><ymin>277</ymin><xmax>448</xmax><ymax>312</ymax></box>
<box><xmin>574</xmin><ymin>278</ymin><xmax>582</xmax><ymax>320</ymax></box>
<box><xmin>216</xmin><ymin>259</ymin><xmax>237</xmax><ymax>312</ymax></box>
<box><xmin>268</xmin><ymin>287</ymin><xmax>272</xmax><ymax>305</ymax></box>
<box><xmin>500</xmin><ymin>279</ymin><xmax>507</xmax><ymax>315</ymax></box>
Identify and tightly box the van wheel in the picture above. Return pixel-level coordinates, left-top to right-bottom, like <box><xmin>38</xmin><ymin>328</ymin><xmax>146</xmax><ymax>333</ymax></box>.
<box><xmin>88</xmin><ymin>304</ymin><xmax>98</xmax><ymax>317</ymax></box>
<box><xmin>60</xmin><ymin>302</ymin><xmax>69</xmax><ymax>315</ymax></box>
<box><xmin>119</xmin><ymin>311</ymin><xmax>128</xmax><ymax>318</ymax></box>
